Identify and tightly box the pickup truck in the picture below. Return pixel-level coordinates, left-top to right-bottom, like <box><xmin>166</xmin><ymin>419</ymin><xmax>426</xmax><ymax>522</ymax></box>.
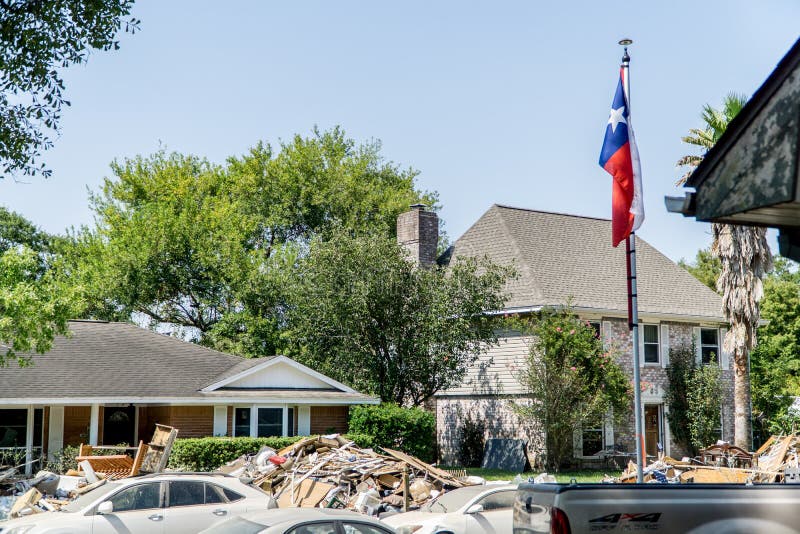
<box><xmin>514</xmin><ymin>482</ymin><xmax>800</xmax><ymax>534</ymax></box>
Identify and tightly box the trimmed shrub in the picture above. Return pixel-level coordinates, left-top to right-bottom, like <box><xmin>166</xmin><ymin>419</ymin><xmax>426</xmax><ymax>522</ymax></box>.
<box><xmin>458</xmin><ymin>413</ymin><xmax>485</xmax><ymax>467</ymax></box>
<box><xmin>167</xmin><ymin>434</ymin><xmax>378</xmax><ymax>472</ymax></box>
<box><xmin>348</xmin><ymin>403</ymin><xmax>436</xmax><ymax>462</ymax></box>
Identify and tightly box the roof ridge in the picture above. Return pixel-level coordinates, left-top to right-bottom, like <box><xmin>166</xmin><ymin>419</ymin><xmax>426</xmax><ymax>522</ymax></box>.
<box><xmin>493</xmin><ymin>203</ymin><xmax>611</xmax><ymax>222</ymax></box>
<box><xmin>492</xmin><ymin>206</ymin><xmax>543</xmax><ymax>301</ymax></box>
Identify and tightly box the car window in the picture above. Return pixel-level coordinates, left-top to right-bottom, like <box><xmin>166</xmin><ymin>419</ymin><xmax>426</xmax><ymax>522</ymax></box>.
<box><xmin>223</xmin><ymin>486</ymin><xmax>245</xmax><ymax>502</ymax></box>
<box><xmin>169</xmin><ymin>480</ymin><xmax>206</xmax><ymax>507</ymax></box>
<box><xmin>475</xmin><ymin>490</ymin><xmax>516</xmax><ymax>511</ymax></box>
<box><xmin>342</xmin><ymin>522</ymin><xmax>394</xmax><ymax>534</ymax></box>
<box><xmin>108</xmin><ymin>482</ymin><xmax>162</xmax><ymax>513</ymax></box>
<box><xmin>206</xmin><ymin>483</ymin><xmax>227</xmax><ymax>504</ymax></box>
<box><xmin>285</xmin><ymin>521</ymin><xmax>337</xmax><ymax>534</ymax></box>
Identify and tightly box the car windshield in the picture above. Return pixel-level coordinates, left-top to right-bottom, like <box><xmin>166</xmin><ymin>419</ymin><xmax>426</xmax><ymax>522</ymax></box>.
<box><xmin>424</xmin><ymin>488</ymin><xmax>483</xmax><ymax>513</ymax></box>
<box><xmin>60</xmin><ymin>481</ymin><xmax>123</xmax><ymax>513</ymax></box>
<box><xmin>200</xmin><ymin>516</ymin><xmax>268</xmax><ymax>534</ymax></box>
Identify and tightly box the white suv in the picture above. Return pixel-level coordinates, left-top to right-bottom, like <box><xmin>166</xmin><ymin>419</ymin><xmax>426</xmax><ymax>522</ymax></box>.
<box><xmin>0</xmin><ymin>472</ymin><xmax>276</xmax><ymax>534</ymax></box>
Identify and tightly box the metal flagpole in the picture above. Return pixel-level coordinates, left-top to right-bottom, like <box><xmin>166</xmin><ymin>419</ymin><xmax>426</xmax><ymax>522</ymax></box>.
<box><xmin>620</xmin><ymin>39</ymin><xmax>645</xmax><ymax>483</ymax></box>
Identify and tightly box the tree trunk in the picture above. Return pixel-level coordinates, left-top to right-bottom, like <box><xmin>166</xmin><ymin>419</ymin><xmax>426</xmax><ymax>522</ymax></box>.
<box><xmin>733</xmin><ymin>347</ymin><xmax>751</xmax><ymax>449</ymax></box>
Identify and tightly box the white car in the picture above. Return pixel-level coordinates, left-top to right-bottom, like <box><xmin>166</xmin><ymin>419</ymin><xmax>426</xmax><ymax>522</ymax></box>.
<box><xmin>382</xmin><ymin>484</ymin><xmax>516</xmax><ymax>534</ymax></box>
<box><xmin>198</xmin><ymin>508</ymin><xmax>396</xmax><ymax>534</ymax></box>
<box><xmin>0</xmin><ymin>472</ymin><xmax>276</xmax><ymax>534</ymax></box>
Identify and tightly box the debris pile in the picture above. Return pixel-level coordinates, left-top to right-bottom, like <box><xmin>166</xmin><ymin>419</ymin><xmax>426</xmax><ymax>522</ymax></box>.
<box><xmin>217</xmin><ymin>434</ymin><xmax>474</xmax><ymax>514</ymax></box>
<box><xmin>0</xmin><ymin>468</ymin><xmax>106</xmax><ymax>520</ymax></box>
<box><xmin>610</xmin><ymin>434</ymin><xmax>800</xmax><ymax>484</ymax></box>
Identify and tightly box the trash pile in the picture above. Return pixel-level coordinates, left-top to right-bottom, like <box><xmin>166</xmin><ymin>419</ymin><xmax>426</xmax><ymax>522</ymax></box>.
<box><xmin>609</xmin><ymin>434</ymin><xmax>800</xmax><ymax>484</ymax></box>
<box><xmin>218</xmin><ymin>434</ymin><xmax>474</xmax><ymax>514</ymax></box>
<box><xmin>0</xmin><ymin>466</ymin><xmax>108</xmax><ymax>520</ymax></box>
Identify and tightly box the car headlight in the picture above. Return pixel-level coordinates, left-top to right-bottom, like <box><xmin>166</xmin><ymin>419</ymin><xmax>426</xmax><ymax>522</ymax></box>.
<box><xmin>396</xmin><ymin>526</ymin><xmax>423</xmax><ymax>534</ymax></box>
<box><xmin>5</xmin><ymin>526</ymin><xmax>36</xmax><ymax>534</ymax></box>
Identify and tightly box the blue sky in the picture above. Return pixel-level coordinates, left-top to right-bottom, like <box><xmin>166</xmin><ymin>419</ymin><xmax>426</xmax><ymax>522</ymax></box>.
<box><xmin>1</xmin><ymin>1</ymin><xmax>798</xmax><ymax>263</ymax></box>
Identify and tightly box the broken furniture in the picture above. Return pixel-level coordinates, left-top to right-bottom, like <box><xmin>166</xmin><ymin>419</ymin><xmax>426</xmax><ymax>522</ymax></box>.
<box><xmin>75</xmin><ymin>423</ymin><xmax>178</xmax><ymax>480</ymax></box>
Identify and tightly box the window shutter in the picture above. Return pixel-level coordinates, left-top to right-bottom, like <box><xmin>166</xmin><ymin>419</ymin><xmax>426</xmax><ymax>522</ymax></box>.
<box><xmin>602</xmin><ymin>321</ymin><xmax>613</xmax><ymax>350</ymax></box>
<box><xmin>660</xmin><ymin>324</ymin><xmax>670</xmax><ymax>368</ymax></box>
<box><xmin>637</xmin><ymin>324</ymin><xmax>645</xmax><ymax>367</ymax></box>
<box><xmin>604</xmin><ymin>410</ymin><xmax>615</xmax><ymax>450</ymax></box>
<box><xmin>693</xmin><ymin>327</ymin><xmax>702</xmax><ymax>365</ymax></box>
<box><xmin>719</xmin><ymin>327</ymin><xmax>730</xmax><ymax>369</ymax></box>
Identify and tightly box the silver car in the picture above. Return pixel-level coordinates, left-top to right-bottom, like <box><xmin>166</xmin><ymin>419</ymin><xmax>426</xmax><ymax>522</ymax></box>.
<box><xmin>0</xmin><ymin>472</ymin><xmax>276</xmax><ymax>534</ymax></box>
<box><xmin>198</xmin><ymin>508</ymin><xmax>396</xmax><ymax>534</ymax></box>
<box><xmin>382</xmin><ymin>484</ymin><xmax>517</xmax><ymax>534</ymax></box>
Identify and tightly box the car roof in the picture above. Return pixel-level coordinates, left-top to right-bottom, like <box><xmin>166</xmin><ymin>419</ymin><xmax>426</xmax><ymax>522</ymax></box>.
<box><xmin>240</xmin><ymin>508</ymin><xmax>389</xmax><ymax>524</ymax></box>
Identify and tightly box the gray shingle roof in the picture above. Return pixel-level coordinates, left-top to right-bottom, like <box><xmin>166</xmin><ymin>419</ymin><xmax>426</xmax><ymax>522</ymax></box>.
<box><xmin>444</xmin><ymin>205</ymin><xmax>724</xmax><ymax>320</ymax></box>
<box><xmin>0</xmin><ymin>321</ymin><xmax>375</xmax><ymax>403</ymax></box>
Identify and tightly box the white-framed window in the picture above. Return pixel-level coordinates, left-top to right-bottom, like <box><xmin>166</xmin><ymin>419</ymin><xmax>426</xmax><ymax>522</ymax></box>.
<box><xmin>233</xmin><ymin>405</ymin><xmax>297</xmax><ymax>437</ymax></box>
<box><xmin>642</xmin><ymin>324</ymin><xmax>659</xmax><ymax>364</ymax></box>
<box><xmin>700</xmin><ymin>328</ymin><xmax>719</xmax><ymax>365</ymax></box>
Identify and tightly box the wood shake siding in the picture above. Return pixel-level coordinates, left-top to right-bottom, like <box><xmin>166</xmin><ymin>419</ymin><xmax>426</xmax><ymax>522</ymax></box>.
<box><xmin>63</xmin><ymin>406</ymin><xmax>90</xmax><ymax>446</ymax></box>
<box><xmin>166</xmin><ymin>406</ymin><xmax>213</xmax><ymax>437</ymax></box>
<box><xmin>137</xmin><ymin>406</ymin><xmax>213</xmax><ymax>439</ymax></box>
<box><xmin>310</xmin><ymin>406</ymin><xmax>349</xmax><ymax>434</ymax></box>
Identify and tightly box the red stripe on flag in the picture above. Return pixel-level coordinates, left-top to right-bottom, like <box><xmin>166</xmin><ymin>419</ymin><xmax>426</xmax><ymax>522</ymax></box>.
<box><xmin>603</xmin><ymin>143</ymin><xmax>636</xmax><ymax>247</ymax></box>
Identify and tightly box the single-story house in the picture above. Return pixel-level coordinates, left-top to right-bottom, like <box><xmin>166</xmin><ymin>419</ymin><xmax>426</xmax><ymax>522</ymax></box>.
<box><xmin>397</xmin><ymin>204</ymin><xmax>731</xmax><ymax>465</ymax></box>
<box><xmin>0</xmin><ymin>320</ymin><xmax>378</xmax><ymax>472</ymax></box>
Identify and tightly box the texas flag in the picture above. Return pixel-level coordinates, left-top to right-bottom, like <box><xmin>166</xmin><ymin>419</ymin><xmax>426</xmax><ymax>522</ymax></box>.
<box><xmin>599</xmin><ymin>67</ymin><xmax>644</xmax><ymax>247</ymax></box>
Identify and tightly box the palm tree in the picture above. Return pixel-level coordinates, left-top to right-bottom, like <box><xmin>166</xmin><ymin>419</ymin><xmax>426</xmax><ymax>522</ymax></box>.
<box><xmin>677</xmin><ymin>93</ymin><xmax>773</xmax><ymax>450</ymax></box>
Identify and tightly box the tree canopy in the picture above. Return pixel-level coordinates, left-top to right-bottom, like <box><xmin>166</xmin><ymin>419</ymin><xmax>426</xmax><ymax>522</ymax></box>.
<box><xmin>0</xmin><ymin>207</ymin><xmax>79</xmax><ymax>365</ymax></box>
<box><xmin>0</xmin><ymin>0</ymin><xmax>138</xmax><ymax>179</ymax></box>
<box><xmin>69</xmin><ymin>128</ymin><xmax>436</xmax><ymax>355</ymax></box>
<box><xmin>286</xmin><ymin>228</ymin><xmax>514</xmax><ymax>406</ymax></box>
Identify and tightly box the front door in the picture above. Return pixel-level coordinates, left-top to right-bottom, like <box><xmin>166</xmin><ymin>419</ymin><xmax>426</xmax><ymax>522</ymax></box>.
<box><xmin>644</xmin><ymin>405</ymin><xmax>662</xmax><ymax>457</ymax></box>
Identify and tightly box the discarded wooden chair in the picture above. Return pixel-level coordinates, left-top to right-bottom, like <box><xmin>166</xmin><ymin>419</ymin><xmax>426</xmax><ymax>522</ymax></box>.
<box><xmin>75</xmin><ymin>423</ymin><xmax>179</xmax><ymax>480</ymax></box>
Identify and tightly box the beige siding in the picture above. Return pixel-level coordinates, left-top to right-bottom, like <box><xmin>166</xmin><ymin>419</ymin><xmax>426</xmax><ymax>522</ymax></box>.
<box><xmin>438</xmin><ymin>334</ymin><xmax>531</xmax><ymax>396</ymax></box>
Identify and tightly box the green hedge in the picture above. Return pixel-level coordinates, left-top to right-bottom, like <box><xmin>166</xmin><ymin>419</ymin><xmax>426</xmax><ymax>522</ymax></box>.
<box><xmin>348</xmin><ymin>403</ymin><xmax>436</xmax><ymax>462</ymax></box>
<box><xmin>168</xmin><ymin>434</ymin><xmax>377</xmax><ymax>472</ymax></box>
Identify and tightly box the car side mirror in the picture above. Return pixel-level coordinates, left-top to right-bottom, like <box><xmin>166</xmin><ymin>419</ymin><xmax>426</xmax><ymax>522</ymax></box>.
<box><xmin>466</xmin><ymin>504</ymin><xmax>484</xmax><ymax>514</ymax></box>
<box><xmin>97</xmin><ymin>501</ymin><xmax>114</xmax><ymax>515</ymax></box>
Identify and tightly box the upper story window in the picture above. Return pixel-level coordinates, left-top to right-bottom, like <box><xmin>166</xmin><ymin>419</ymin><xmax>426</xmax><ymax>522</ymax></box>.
<box><xmin>642</xmin><ymin>324</ymin><xmax>659</xmax><ymax>364</ymax></box>
<box><xmin>701</xmin><ymin>328</ymin><xmax>719</xmax><ymax>365</ymax></box>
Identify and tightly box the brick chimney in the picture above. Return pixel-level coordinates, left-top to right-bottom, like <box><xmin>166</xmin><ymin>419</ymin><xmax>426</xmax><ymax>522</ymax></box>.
<box><xmin>397</xmin><ymin>204</ymin><xmax>439</xmax><ymax>267</ymax></box>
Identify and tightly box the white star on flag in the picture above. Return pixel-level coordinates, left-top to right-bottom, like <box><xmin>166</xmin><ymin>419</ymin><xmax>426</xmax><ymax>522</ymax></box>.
<box><xmin>607</xmin><ymin>106</ymin><xmax>627</xmax><ymax>133</ymax></box>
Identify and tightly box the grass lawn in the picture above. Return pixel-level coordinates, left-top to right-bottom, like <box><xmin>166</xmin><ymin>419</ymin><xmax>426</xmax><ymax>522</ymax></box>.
<box><xmin>453</xmin><ymin>468</ymin><xmax>621</xmax><ymax>483</ymax></box>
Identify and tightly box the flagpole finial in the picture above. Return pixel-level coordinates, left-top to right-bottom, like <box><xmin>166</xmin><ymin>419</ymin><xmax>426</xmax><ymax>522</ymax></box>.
<box><xmin>619</xmin><ymin>38</ymin><xmax>632</xmax><ymax>64</ymax></box>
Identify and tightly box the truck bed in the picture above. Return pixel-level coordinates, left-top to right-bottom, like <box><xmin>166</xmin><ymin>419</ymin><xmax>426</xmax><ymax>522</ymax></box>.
<box><xmin>514</xmin><ymin>482</ymin><xmax>800</xmax><ymax>534</ymax></box>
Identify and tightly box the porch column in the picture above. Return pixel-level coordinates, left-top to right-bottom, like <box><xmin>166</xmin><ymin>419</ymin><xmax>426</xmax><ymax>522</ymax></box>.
<box><xmin>47</xmin><ymin>406</ymin><xmax>64</xmax><ymax>462</ymax></box>
<box><xmin>249</xmin><ymin>406</ymin><xmax>257</xmax><ymax>437</ymax></box>
<box><xmin>298</xmin><ymin>406</ymin><xmax>311</xmax><ymax>436</ymax></box>
<box><xmin>25</xmin><ymin>405</ymin><xmax>34</xmax><ymax>475</ymax></box>
<box><xmin>89</xmin><ymin>404</ymin><xmax>100</xmax><ymax>445</ymax></box>
<box><xmin>282</xmin><ymin>406</ymin><xmax>289</xmax><ymax>437</ymax></box>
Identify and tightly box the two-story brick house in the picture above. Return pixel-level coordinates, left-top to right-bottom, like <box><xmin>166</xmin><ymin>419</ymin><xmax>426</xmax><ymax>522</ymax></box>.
<box><xmin>399</xmin><ymin>204</ymin><xmax>731</xmax><ymax>465</ymax></box>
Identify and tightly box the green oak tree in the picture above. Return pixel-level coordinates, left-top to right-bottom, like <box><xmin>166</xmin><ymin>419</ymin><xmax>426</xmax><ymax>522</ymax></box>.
<box><xmin>69</xmin><ymin>128</ymin><xmax>436</xmax><ymax>355</ymax></box>
<box><xmin>678</xmin><ymin>247</ymin><xmax>721</xmax><ymax>294</ymax></box>
<box><xmin>286</xmin><ymin>228</ymin><xmax>513</xmax><ymax>406</ymax></box>
<box><xmin>0</xmin><ymin>207</ymin><xmax>79</xmax><ymax>365</ymax></box>
<box><xmin>0</xmin><ymin>0</ymin><xmax>139</xmax><ymax>178</ymax></box>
